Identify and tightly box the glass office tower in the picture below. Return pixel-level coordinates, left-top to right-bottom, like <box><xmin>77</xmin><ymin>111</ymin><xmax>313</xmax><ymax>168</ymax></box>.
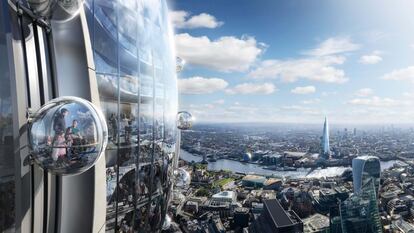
<box><xmin>0</xmin><ymin>0</ymin><xmax>178</xmax><ymax>232</ymax></box>
<box><xmin>320</xmin><ymin>116</ymin><xmax>330</xmax><ymax>159</ymax></box>
<box><xmin>352</xmin><ymin>156</ymin><xmax>381</xmax><ymax>195</ymax></box>
<box><xmin>339</xmin><ymin>179</ymin><xmax>382</xmax><ymax>233</ymax></box>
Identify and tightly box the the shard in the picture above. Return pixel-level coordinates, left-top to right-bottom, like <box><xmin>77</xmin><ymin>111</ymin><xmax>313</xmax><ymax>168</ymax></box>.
<box><xmin>321</xmin><ymin>116</ymin><xmax>330</xmax><ymax>159</ymax></box>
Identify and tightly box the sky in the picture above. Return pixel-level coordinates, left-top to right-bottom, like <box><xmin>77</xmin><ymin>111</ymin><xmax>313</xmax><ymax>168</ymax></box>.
<box><xmin>167</xmin><ymin>0</ymin><xmax>414</xmax><ymax>125</ymax></box>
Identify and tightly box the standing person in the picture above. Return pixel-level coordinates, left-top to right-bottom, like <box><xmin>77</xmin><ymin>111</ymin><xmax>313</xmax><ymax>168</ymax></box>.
<box><xmin>66</xmin><ymin>120</ymin><xmax>81</xmax><ymax>139</ymax></box>
<box><xmin>51</xmin><ymin>108</ymin><xmax>69</xmax><ymax>162</ymax></box>
<box><xmin>53</xmin><ymin>108</ymin><xmax>69</xmax><ymax>135</ymax></box>
<box><xmin>109</xmin><ymin>113</ymin><xmax>117</xmax><ymax>142</ymax></box>
<box><xmin>65</xmin><ymin>120</ymin><xmax>82</xmax><ymax>160</ymax></box>
<box><xmin>120</xmin><ymin>113</ymin><xmax>129</xmax><ymax>143</ymax></box>
<box><xmin>125</xmin><ymin>120</ymin><xmax>132</xmax><ymax>144</ymax></box>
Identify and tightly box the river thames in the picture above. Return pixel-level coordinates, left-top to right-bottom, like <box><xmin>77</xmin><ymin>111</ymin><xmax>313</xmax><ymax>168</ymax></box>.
<box><xmin>180</xmin><ymin>150</ymin><xmax>403</xmax><ymax>178</ymax></box>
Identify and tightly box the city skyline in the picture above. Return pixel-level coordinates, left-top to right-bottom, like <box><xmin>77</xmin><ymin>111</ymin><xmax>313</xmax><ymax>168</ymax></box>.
<box><xmin>169</xmin><ymin>0</ymin><xmax>414</xmax><ymax>124</ymax></box>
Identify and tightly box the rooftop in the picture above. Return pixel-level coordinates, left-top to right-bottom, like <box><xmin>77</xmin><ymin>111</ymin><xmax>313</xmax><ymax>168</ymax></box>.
<box><xmin>212</xmin><ymin>191</ymin><xmax>235</xmax><ymax>199</ymax></box>
<box><xmin>354</xmin><ymin>155</ymin><xmax>380</xmax><ymax>161</ymax></box>
<box><xmin>263</xmin><ymin>199</ymin><xmax>295</xmax><ymax>227</ymax></box>
<box><xmin>242</xmin><ymin>175</ymin><xmax>267</xmax><ymax>183</ymax></box>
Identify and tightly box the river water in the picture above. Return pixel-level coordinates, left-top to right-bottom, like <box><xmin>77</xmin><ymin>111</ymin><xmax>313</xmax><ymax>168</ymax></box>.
<box><xmin>179</xmin><ymin>150</ymin><xmax>403</xmax><ymax>179</ymax></box>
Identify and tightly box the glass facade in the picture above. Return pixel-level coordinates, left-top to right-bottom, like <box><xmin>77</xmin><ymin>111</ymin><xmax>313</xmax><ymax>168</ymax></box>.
<box><xmin>340</xmin><ymin>179</ymin><xmax>382</xmax><ymax>233</ymax></box>
<box><xmin>352</xmin><ymin>156</ymin><xmax>381</xmax><ymax>195</ymax></box>
<box><xmin>0</xmin><ymin>2</ymin><xmax>15</xmax><ymax>232</ymax></box>
<box><xmin>84</xmin><ymin>0</ymin><xmax>177</xmax><ymax>231</ymax></box>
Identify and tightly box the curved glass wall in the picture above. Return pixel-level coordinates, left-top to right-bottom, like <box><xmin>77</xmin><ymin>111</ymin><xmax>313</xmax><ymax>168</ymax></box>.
<box><xmin>340</xmin><ymin>179</ymin><xmax>382</xmax><ymax>233</ymax></box>
<box><xmin>85</xmin><ymin>0</ymin><xmax>177</xmax><ymax>231</ymax></box>
<box><xmin>352</xmin><ymin>156</ymin><xmax>381</xmax><ymax>195</ymax></box>
<box><xmin>0</xmin><ymin>2</ymin><xmax>15</xmax><ymax>232</ymax></box>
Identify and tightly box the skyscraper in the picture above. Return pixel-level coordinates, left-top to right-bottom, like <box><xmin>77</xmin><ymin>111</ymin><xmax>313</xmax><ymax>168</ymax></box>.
<box><xmin>320</xmin><ymin>117</ymin><xmax>330</xmax><ymax>159</ymax></box>
<box><xmin>0</xmin><ymin>0</ymin><xmax>181</xmax><ymax>232</ymax></box>
<box><xmin>352</xmin><ymin>156</ymin><xmax>381</xmax><ymax>195</ymax></box>
<box><xmin>339</xmin><ymin>178</ymin><xmax>382</xmax><ymax>233</ymax></box>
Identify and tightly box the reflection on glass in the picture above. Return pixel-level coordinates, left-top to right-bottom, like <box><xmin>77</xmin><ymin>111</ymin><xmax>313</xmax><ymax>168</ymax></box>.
<box><xmin>95</xmin><ymin>73</ymin><xmax>119</xmax><ymax>229</ymax></box>
<box><xmin>29</xmin><ymin>97</ymin><xmax>107</xmax><ymax>175</ymax></box>
<box><xmin>177</xmin><ymin>111</ymin><xmax>193</xmax><ymax>130</ymax></box>
<box><xmin>93</xmin><ymin>0</ymin><xmax>118</xmax><ymax>74</ymax></box>
<box><xmin>0</xmin><ymin>4</ymin><xmax>15</xmax><ymax>231</ymax></box>
<box><xmin>85</xmin><ymin>0</ymin><xmax>178</xmax><ymax>231</ymax></box>
<box><xmin>175</xmin><ymin>168</ymin><xmax>191</xmax><ymax>188</ymax></box>
<box><xmin>176</xmin><ymin>57</ymin><xmax>185</xmax><ymax>73</ymax></box>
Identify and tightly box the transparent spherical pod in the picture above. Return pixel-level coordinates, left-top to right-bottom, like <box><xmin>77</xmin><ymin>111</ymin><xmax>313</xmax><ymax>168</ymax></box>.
<box><xmin>177</xmin><ymin>111</ymin><xmax>193</xmax><ymax>130</ymax></box>
<box><xmin>29</xmin><ymin>96</ymin><xmax>108</xmax><ymax>175</ymax></box>
<box><xmin>174</xmin><ymin>168</ymin><xmax>191</xmax><ymax>188</ymax></box>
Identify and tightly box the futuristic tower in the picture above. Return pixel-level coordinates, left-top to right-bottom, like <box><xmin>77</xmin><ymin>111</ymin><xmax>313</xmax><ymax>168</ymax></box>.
<box><xmin>352</xmin><ymin>156</ymin><xmax>381</xmax><ymax>195</ymax></box>
<box><xmin>320</xmin><ymin>117</ymin><xmax>330</xmax><ymax>159</ymax></box>
<box><xmin>339</xmin><ymin>178</ymin><xmax>382</xmax><ymax>233</ymax></box>
<box><xmin>0</xmin><ymin>0</ymin><xmax>187</xmax><ymax>232</ymax></box>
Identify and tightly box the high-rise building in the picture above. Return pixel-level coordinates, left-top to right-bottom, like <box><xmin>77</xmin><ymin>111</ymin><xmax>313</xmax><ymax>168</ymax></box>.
<box><xmin>339</xmin><ymin>178</ymin><xmax>382</xmax><ymax>233</ymax></box>
<box><xmin>320</xmin><ymin>117</ymin><xmax>330</xmax><ymax>159</ymax></box>
<box><xmin>352</xmin><ymin>156</ymin><xmax>381</xmax><ymax>195</ymax></box>
<box><xmin>0</xmin><ymin>0</ymin><xmax>183</xmax><ymax>232</ymax></box>
<box><xmin>329</xmin><ymin>205</ymin><xmax>342</xmax><ymax>233</ymax></box>
<box><xmin>233</xmin><ymin>207</ymin><xmax>250</xmax><ymax>229</ymax></box>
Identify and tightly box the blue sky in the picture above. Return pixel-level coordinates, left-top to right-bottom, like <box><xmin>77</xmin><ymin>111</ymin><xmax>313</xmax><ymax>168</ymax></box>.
<box><xmin>168</xmin><ymin>0</ymin><xmax>414</xmax><ymax>124</ymax></box>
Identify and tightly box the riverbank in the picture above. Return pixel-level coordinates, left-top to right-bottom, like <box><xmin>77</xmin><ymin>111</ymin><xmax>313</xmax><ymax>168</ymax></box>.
<box><xmin>179</xmin><ymin>149</ymin><xmax>404</xmax><ymax>179</ymax></box>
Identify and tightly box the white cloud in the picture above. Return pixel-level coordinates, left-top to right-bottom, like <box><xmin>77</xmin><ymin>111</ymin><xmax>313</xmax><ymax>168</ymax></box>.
<box><xmin>291</xmin><ymin>86</ymin><xmax>316</xmax><ymax>95</ymax></box>
<box><xmin>348</xmin><ymin>96</ymin><xmax>397</xmax><ymax>107</ymax></box>
<box><xmin>213</xmin><ymin>99</ymin><xmax>225</xmax><ymax>105</ymax></box>
<box><xmin>178</xmin><ymin>77</ymin><xmax>228</xmax><ymax>94</ymax></box>
<box><xmin>175</xmin><ymin>33</ymin><xmax>265</xmax><ymax>72</ymax></box>
<box><xmin>410</xmin><ymin>44</ymin><xmax>414</xmax><ymax>50</ymax></box>
<box><xmin>321</xmin><ymin>91</ymin><xmax>338</xmax><ymax>97</ymax></box>
<box><xmin>225</xmin><ymin>83</ymin><xmax>276</xmax><ymax>95</ymax></box>
<box><xmin>355</xmin><ymin>88</ymin><xmax>374</xmax><ymax>97</ymax></box>
<box><xmin>382</xmin><ymin>66</ymin><xmax>414</xmax><ymax>83</ymax></box>
<box><xmin>169</xmin><ymin>10</ymin><xmax>223</xmax><ymax>29</ymax></box>
<box><xmin>302</xmin><ymin>98</ymin><xmax>321</xmax><ymax>104</ymax></box>
<box><xmin>403</xmin><ymin>92</ymin><xmax>414</xmax><ymax>98</ymax></box>
<box><xmin>249</xmin><ymin>56</ymin><xmax>348</xmax><ymax>83</ymax></box>
<box><xmin>303</xmin><ymin>37</ymin><xmax>361</xmax><ymax>57</ymax></box>
<box><xmin>359</xmin><ymin>51</ymin><xmax>382</xmax><ymax>64</ymax></box>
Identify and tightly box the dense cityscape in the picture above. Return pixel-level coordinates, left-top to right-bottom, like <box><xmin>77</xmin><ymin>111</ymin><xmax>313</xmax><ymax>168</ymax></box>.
<box><xmin>163</xmin><ymin>119</ymin><xmax>414</xmax><ymax>233</ymax></box>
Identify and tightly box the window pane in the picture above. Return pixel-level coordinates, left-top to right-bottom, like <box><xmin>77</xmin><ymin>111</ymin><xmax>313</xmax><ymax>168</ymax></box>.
<box><xmin>95</xmin><ymin>73</ymin><xmax>119</xmax><ymax>230</ymax></box>
<box><xmin>114</xmin><ymin>74</ymin><xmax>139</xmax><ymax>230</ymax></box>
<box><xmin>93</xmin><ymin>0</ymin><xmax>118</xmax><ymax>74</ymax></box>
<box><xmin>0</xmin><ymin>3</ymin><xmax>15</xmax><ymax>232</ymax></box>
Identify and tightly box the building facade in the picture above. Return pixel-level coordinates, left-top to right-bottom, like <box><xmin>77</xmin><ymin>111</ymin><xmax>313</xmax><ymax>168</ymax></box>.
<box><xmin>339</xmin><ymin>179</ymin><xmax>382</xmax><ymax>233</ymax></box>
<box><xmin>352</xmin><ymin>156</ymin><xmax>381</xmax><ymax>194</ymax></box>
<box><xmin>320</xmin><ymin>117</ymin><xmax>330</xmax><ymax>159</ymax></box>
<box><xmin>0</xmin><ymin>0</ymin><xmax>180</xmax><ymax>232</ymax></box>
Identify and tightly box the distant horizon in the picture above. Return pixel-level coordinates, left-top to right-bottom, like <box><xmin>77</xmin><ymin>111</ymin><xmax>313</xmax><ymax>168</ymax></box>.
<box><xmin>190</xmin><ymin>121</ymin><xmax>414</xmax><ymax>128</ymax></box>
